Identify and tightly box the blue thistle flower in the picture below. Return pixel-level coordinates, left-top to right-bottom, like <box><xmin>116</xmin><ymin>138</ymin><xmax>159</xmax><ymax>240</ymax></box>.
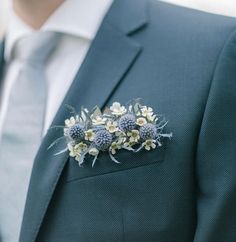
<box><xmin>94</xmin><ymin>130</ymin><xmax>113</xmax><ymax>151</ymax></box>
<box><xmin>118</xmin><ymin>114</ymin><xmax>136</xmax><ymax>132</ymax></box>
<box><xmin>69</xmin><ymin>124</ymin><xmax>85</xmax><ymax>141</ymax></box>
<box><xmin>139</xmin><ymin>123</ymin><xmax>157</xmax><ymax>140</ymax></box>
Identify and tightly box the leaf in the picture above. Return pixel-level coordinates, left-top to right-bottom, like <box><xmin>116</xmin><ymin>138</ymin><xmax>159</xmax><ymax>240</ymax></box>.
<box><xmin>78</xmin><ymin>153</ymin><xmax>86</xmax><ymax>167</ymax></box>
<box><xmin>122</xmin><ymin>146</ymin><xmax>135</xmax><ymax>152</ymax></box>
<box><xmin>65</xmin><ymin>104</ymin><xmax>77</xmax><ymax>115</ymax></box>
<box><xmin>54</xmin><ymin>147</ymin><xmax>68</xmax><ymax>156</ymax></box>
<box><xmin>91</xmin><ymin>106</ymin><xmax>102</xmax><ymax>117</ymax></box>
<box><xmin>48</xmin><ymin>136</ymin><xmax>66</xmax><ymax>150</ymax></box>
<box><xmin>160</xmin><ymin>132</ymin><xmax>173</xmax><ymax>139</ymax></box>
<box><xmin>92</xmin><ymin>155</ymin><xmax>99</xmax><ymax>167</ymax></box>
<box><xmin>133</xmin><ymin>144</ymin><xmax>144</xmax><ymax>153</ymax></box>
<box><xmin>50</xmin><ymin>125</ymin><xmax>65</xmax><ymax>130</ymax></box>
<box><xmin>109</xmin><ymin>152</ymin><xmax>121</xmax><ymax>164</ymax></box>
<box><xmin>103</xmin><ymin>107</ymin><xmax>112</xmax><ymax>116</ymax></box>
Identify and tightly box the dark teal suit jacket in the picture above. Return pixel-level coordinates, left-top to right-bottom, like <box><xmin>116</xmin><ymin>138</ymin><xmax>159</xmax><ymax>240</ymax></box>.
<box><xmin>1</xmin><ymin>0</ymin><xmax>236</xmax><ymax>241</ymax></box>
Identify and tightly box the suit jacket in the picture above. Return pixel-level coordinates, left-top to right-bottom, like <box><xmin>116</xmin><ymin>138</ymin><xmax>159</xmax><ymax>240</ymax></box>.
<box><xmin>0</xmin><ymin>0</ymin><xmax>236</xmax><ymax>241</ymax></box>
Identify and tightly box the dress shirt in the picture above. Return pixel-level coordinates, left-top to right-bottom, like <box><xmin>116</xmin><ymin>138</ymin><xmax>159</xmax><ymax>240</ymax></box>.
<box><xmin>0</xmin><ymin>0</ymin><xmax>113</xmax><ymax>137</ymax></box>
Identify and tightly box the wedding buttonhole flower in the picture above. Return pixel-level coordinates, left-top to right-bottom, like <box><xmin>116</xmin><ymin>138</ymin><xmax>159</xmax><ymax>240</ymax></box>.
<box><xmin>50</xmin><ymin>99</ymin><xmax>172</xmax><ymax>167</ymax></box>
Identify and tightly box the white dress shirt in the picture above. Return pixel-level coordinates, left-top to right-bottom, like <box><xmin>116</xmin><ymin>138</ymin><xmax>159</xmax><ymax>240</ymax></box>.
<box><xmin>0</xmin><ymin>0</ymin><xmax>113</xmax><ymax>137</ymax></box>
<box><xmin>0</xmin><ymin>0</ymin><xmax>113</xmax><ymax>241</ymax></box>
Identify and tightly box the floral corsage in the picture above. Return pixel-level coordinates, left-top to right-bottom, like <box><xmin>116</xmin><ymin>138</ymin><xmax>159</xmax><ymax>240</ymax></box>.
<box><xmin>49</xmin><ymin>100</ymin><xmax>172</xmax><ymax>167</ymax></box>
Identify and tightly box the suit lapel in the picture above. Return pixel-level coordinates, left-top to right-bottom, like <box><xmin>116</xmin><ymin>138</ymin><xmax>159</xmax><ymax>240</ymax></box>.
<box><xmin>19</xmin><ymin>1</ymin><xmax>148</xmax><ymax>241</ymax></box>
<box><xmin>0</xmin><ymin>41</ymin><xmax>5</xmax><ymax>83</ymax></box>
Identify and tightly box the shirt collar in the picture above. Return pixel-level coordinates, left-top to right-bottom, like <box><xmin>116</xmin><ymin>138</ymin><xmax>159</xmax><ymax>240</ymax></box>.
<box><xmin>5</xmin><ymin>0</ymin><xmax>113</xmax><ymax>61</ymax></box>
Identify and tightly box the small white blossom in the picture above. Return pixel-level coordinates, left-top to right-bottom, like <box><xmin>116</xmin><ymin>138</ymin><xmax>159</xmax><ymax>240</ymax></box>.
<box><xmin>65</xmin><ymin>116</ymin><xmax>78</xmax><ymax>127</ymax></box>
<box><xmin>92</xmin><ymin>116</ymin><xmax>107</xmax><ymax>125</ymax></box>
<box><xmin>141</xmin><ymin>106</ymin><xmax>153</xmax><ymax>117</ymax></box>
<box><xmin>110</xmin><ymin>141</ymin><xmax>122</xmax><ymax>155</ymax></box>
<box><xmin>110</xmin><ymin>102</ymin><xmax>127</xmax><ymax>116</ymax></box>
<box><xmin>106</xmin><ymin>121</ymin><xmax>119</xmax><ymax>133</ymax></box>
<box><xmin>67</xmin><ymin>142</ymin><xmax>87</xmax><ymax>160</ymax></box>
<box><xmin>143</xmin><ymin>139</ymin><xmax>156</xmax><ymax>151</ymax></box>
<box><xmin>127</xmin><ymin>130</ymin><xmax>140</xmax><ymax>143</ymax></box>
<box><xmin>124</xmin><ymin>140</ymin><xmax>136</xmax><ymax>148</ymax></box>
<box><xmin>146</xmin><ymin>114</ymin><xmax>157</xmax><ymax>122</ymax></box>
<box><xmin>85</xmin><ymin>129</ymin><xmax>95</xmax><ymax>141</ymax></box>
<box><xmin>136</xmin><ymin>117</ymin><xmax>147</xmax><ymax>126</ymax></box>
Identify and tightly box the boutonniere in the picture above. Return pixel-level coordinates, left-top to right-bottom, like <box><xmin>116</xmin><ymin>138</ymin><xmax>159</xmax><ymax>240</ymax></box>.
<box><xmin>49</xmin><ymin>99</ymin><xmax>172</xmax><ymax>167</ymax></box>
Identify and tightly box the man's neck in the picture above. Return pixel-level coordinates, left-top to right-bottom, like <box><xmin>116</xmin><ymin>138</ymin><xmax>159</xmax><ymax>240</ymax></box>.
<box><xmin>12</xmin><ymin>0</ymin><xmax>65</xmax><ymax>29</ymax></box>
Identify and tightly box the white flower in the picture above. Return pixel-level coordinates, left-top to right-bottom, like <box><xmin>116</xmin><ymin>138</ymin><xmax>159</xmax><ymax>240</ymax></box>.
<box><xmin>89</xmin><ymin>147</ymin><xmax>99</xmax><ymax>156</ymax></box>
<box><xmin>68</xmin><ymin>143</ymin><xmax>78</xmax><ymax>157</ymax></box>
<box><xmin>77</xmin><ymin>142</ymin><xmax>88</xmax><ymax>151</ymax></box>
<box><xmin>65</xmin><ymin>116</ymin><xmax>79</xmax><ymax>127</ymax></box>
<box><xmin>110</xmin><ymin>102</ymin><xmax>127</xmax><ymax>116</ymax></box>
<box><xmin>110</xmin><ymin>141</ymin><xmax>122</xmax><ymax>155</ymax></box>
<box><xmin>85</xmin><ymin>129</ymin><xmax>95</xmax><ymax>141</ymax></box>
<box><xmin>92</xmin><ymin>116</ymin><xmax>107</xmax><ymax>125</ymax></box>
<box><xmin>124</xmin><ymin>140</ymin><xmax>136</xmax><ymax>148</ymax></box>
<box><xmin>146</xmin><ymin>114</ymin><xmax>157</xmax><ymax>122</ymax></box>
<box><xmin>68</xmin><ymin>142</ymin><xmax>87</xmax><ymax>161</ymax></box>
<box><xmin>106</xmin><ymin>121</ymin><xmax>119</xmax><ymax>133</ymax></box>
<box><xmin>143</xmin><ymin>139</ymin><xmax>156</xmax><ymax>151</ymax></box>
<box><xmin>127</xmin><ymin>130</ymin><xmax>140</xmax><ymax>143</ymax></box>
<box><xmin>141</xmin><ymin>106</ymin><xmax>153</xmax><ymax>117</ymax></box>
<box><xmin>136</xmin><ymin>117</ymin><xmax>147</xmax><ymax>126</ymax></box>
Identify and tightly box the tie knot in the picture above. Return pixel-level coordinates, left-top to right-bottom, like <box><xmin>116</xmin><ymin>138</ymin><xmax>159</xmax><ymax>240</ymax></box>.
<box><xmin>12</xmin><ymin>32</ymin><xmax>61</xmax><ymax>63</ymax></box>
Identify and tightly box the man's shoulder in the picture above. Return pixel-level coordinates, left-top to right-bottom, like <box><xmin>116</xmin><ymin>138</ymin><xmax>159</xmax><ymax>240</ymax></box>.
<box><xmin>146</xmin><ymin>0</ymin><xmax>236</xmax><ymax>41</ymax></box>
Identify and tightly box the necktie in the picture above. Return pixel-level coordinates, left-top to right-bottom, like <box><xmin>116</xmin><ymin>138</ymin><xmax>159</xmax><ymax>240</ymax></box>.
<box><xmin>0</xmin><ymin>32</ymin><xmax>61</xmax><ymax>242</ymax></box>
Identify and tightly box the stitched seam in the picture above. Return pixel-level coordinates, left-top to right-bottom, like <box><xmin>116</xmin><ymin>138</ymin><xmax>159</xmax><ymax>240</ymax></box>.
<box><xmin>66</xmin><ymin>159</ymin><xmax>164</xmax><ymax>183</ymax></box>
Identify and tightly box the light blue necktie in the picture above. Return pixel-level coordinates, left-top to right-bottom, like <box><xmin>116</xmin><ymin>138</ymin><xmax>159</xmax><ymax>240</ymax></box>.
<box><xmin>0</xmin><ymin>32</ymin><xmax>61</xmax><ymax>242</ymax></box>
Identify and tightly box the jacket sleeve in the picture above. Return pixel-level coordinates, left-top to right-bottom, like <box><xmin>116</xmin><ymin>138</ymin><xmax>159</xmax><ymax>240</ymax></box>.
<box><xmin>194</xmin><ymin>29</ymin><xmax>236</xmax><ymax>242</ymax></box>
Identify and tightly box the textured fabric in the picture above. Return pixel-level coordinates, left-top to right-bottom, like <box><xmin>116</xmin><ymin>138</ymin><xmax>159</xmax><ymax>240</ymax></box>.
<box><xmin>0</xmin><ymin>0</ymin><xmax>113</xmax><ymax>136</ymax></box>
<box><xmin>0</xmin><ymin>0</ymin><xmax>236</xmax><ymax>241</ymax></box>
<box><xmin>0</xmin><ymin>32</ymin><xmax>60</xmax><ymax>242</ymax></box>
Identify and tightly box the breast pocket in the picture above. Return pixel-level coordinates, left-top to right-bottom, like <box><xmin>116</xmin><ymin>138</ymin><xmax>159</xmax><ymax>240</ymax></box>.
<box><xmin>64</xmin><ymin>142</ymin><xmax>166</xmax><ymax>182</ymax></box>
